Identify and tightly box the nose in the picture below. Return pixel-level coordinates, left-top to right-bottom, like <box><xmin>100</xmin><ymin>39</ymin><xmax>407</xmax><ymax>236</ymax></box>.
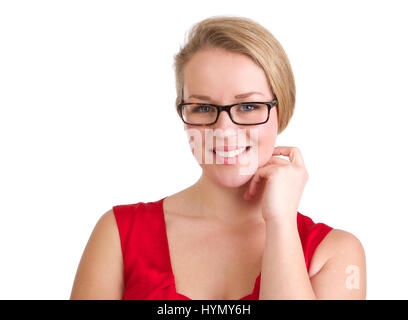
<box><xmin>210</xmin><ymin>110</ymin><xmax>247</xmax><ymax>147</ymax></box>
<box><xmin>213</xmin><ymin>110</ymin><xmax>235</xmax><ymax>129</ymax></box>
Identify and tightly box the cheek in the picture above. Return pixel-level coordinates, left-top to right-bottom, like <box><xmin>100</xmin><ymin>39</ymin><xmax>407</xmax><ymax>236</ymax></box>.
<box><xmin>184</xmin><ymin>125</ymin><xmax>206</xmax><ymax>161</ymax></box>
<box><xmin>257</xmin><ymin>113</ymin><xmax>278</xmax><ymax>165</ymax></box>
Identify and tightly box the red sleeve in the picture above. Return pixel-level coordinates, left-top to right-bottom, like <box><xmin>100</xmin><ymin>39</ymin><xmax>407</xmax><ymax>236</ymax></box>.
<box><xmin>297</xmin><ymin>212</ymin><xmax>334</xmax><ymax>272</ymax></box>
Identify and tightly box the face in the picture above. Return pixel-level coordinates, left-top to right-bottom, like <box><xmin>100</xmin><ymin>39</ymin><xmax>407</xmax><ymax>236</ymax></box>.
<box><xmin>182</xmin><ymin>47</ymin><xmax>278</xmax><ymax>188</ymax></box>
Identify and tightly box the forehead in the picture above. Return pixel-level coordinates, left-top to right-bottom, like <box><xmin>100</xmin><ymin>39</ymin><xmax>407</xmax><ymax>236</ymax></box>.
<box><xmin>183</xmin><ymin>48</ymin><xmax>271</xmax><ymax>96</ymax></box>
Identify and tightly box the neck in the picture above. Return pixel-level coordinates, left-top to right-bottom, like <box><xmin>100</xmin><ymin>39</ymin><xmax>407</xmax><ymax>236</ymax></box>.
<box><xmin>189</xmin><ymin>171</ymin><xmax>264</xmax><ymax>225</ymax></box>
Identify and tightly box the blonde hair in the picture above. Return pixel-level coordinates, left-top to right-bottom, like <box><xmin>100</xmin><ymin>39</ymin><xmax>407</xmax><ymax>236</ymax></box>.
<box><xmin>173</xmin><ymin>15</ymin><xmax>296</xmax><ymax>134</ymax></box>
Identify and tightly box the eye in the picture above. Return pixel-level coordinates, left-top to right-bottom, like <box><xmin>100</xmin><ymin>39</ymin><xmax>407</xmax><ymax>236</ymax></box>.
<box><xmin>192</xmin><ymin>105</ymin><xmax>215</xmax><ymax>113</ymax></box>
<box><xmin>239</xmin><ymin>104</ymin><xmax>260</xmax><ymax>112</ymax></box>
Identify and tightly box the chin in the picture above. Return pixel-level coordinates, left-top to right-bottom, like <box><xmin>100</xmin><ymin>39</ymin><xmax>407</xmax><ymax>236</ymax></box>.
<box><xmin>201</xmin><ymin>165</ymin><xmax>256</xmax><ymax>188</ymax></box>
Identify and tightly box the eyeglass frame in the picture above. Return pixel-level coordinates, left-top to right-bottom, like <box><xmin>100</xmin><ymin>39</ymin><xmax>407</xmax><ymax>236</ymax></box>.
<box><xmin>177</xmin><ymin>95</ymin><xmax>278</xmax><ymax>126</ymax></box>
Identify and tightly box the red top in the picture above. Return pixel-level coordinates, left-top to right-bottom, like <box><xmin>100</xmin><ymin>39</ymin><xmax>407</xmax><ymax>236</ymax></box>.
<box><xmin>112</xmin><ymin>197</ymin><xmax>333</xmax><ymax>300</ymax></box>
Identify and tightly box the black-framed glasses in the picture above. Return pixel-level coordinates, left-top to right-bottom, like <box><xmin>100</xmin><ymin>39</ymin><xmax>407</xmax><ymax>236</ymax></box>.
<box><xmin>177</xmin><ymin>98</ymin><xmax>278</xmax><ymax>126</ymax></box>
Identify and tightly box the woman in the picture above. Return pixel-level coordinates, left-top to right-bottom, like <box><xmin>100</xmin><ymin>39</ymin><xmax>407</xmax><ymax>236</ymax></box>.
<box><xmin>70</xmin><ymin>16</ymin><xmax>366</xmax><ymax>300</ymax></box>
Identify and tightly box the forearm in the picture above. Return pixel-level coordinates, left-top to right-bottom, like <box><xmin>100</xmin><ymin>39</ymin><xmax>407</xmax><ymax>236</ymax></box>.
<box><xmin>259</xmin><ymin>217</ymin><xmax>316</xmax><ymax>300</ymax></box>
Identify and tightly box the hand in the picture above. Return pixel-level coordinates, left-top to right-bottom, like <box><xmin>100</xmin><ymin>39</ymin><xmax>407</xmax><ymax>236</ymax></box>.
<box><xmin>243</xmin><ymin>146</ymin><xmax>309</xmax><ymax>224</ymax></box>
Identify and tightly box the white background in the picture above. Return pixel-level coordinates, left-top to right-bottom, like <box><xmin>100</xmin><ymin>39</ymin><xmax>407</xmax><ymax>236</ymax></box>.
<box><xmin>0</xmin><ymin>0</ymin><xmax>407</xmax><ymax>299</ymax></box>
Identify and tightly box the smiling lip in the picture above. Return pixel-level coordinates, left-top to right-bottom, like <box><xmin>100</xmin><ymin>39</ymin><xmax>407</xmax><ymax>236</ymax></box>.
<box><xmin>211</xmin><ymin>145</ymin><xmax>251</xmax><ymax>164</ymax></box>
<box><xmin>212</xmin><ymin>145</ymin><xmax>250</xmax><ymax>152</ymax></box>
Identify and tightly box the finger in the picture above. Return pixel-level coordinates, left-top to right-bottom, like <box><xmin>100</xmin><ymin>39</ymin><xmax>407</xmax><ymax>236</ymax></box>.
<box><xmin>272</xmin><ymin>146</ymin><xmax>305</xmax><ymax>167</ymax></box>
<box><xmin>245</xmin><ymin>165</ymin><xmax>276</xmax><ymax>199</ymax></box>
<box><xmin>265</xmin><ymin>155</ymin><xmax>291</xmax><ymax>166</ymax></box>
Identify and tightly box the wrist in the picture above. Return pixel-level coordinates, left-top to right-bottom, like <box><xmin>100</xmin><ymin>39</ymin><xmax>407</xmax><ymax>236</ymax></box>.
<box><xmin>263</xmin><ymin>212</ymin><xmax>298</xmax><ymax>230</ymax></box>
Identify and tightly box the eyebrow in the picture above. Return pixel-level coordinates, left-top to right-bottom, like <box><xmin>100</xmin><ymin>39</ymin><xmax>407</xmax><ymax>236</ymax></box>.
<box><xmin>187</xmin><ymin>91</ymin><xmax>265</xmax><ymax>101</ymax></box>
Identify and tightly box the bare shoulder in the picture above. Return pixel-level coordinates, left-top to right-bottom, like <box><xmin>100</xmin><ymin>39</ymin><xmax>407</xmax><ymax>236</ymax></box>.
<box><xmin>313</xmin><ymin>229</ymin><xmax>365</xmax><ymax>262</ymax></box>
<box><xmin>309</xmin><ymin>228</ymin><xmax>367</xmax><ymax>299</ymax></box>
<box><xmin>70</xmin><ymin>209</ymin><xmax>124</xmax><ymax>300</ymax></box>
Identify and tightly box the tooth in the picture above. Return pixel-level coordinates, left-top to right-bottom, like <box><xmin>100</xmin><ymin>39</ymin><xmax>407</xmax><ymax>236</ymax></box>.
<box><xmin>214</xmin><ymin>147</ymin><xmax>246</xmax><ymax>157</ymax></box>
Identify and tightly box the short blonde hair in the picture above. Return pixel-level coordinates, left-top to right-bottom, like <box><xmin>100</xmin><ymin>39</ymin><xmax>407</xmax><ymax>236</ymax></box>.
<box><xmin>173</xmin><ymin>15</ymin><xmax>296</xmax><ymax>134</ymax></box>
